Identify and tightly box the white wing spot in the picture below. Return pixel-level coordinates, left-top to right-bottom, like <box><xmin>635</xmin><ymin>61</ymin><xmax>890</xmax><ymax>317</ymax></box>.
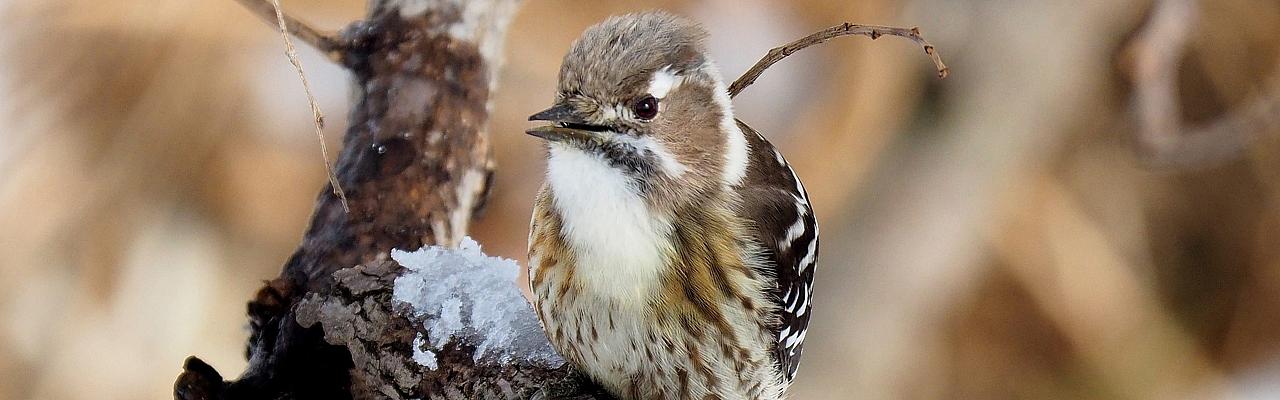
<box><xmin>796</xmin><ymin>287</ymin><xmax>810</xmax><ymax>316</ymax></box>
<box><xmin>784</xmin><ymin>332</ymin><xmax>801</xmax><ymax>349</ymax></box>
<box><xmin>784</xmin><ymin>287</ymin><xmax>798</xmax><ymax>310</ymax></box>
<box><xmin>781</xmin><ymin>218</ymin><xmax>806</xmax><ymax>251</ymax></box>
<box><xmin>800</xmin><ymin>233</ymin><xmax>817</xmax><ymax>272</ymax></box>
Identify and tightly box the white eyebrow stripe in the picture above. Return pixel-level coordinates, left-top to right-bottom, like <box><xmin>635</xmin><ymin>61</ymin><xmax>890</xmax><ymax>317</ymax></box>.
<box><xmin>647</xmin><ymin>66</ymin><xmax>682</xmax><ymax>99</ymax></box>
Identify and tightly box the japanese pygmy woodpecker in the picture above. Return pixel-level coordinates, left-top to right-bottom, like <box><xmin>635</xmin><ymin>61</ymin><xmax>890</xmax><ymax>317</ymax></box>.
<box><xmin>526</xmin><ymin>11</ymin><xmax>818</xmax><ymax>400</ymax></box>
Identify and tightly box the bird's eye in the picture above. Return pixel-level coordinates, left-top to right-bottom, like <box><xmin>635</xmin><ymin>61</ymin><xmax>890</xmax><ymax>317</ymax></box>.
<box><xmin>632</xmin><ymin>96</ymin><xmax>658</xmax><ymax>120</ymax></box>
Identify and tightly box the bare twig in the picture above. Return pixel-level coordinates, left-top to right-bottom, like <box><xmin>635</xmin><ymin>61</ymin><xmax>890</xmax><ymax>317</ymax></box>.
<box><xmin>268</xmin><ymin>0</ymin><xmax>349</xmax><ymax>212</ymax></box>
<box><xmin>729</xmin><ymin>23</ymin><xmax>948</xmax><ymax>98</ymax></box>
<box><xmin>1126</xmin><ymin>0</ymin><xmax>1280</xmax><ymax>168</ymax></box>
<box><xmin>236</xmin><ymin>0</ymin><xmax>345</xmax><ymax>60</ymax></box>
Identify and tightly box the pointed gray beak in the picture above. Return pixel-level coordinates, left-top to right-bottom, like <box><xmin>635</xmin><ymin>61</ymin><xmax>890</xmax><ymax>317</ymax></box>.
<box><xmin>525</xmin><ymin>125</ymin><xmax>606</xmax><ymax>144</ymax></box>
<box><xmin>526</xmin><ymin>103</ymin><xmax>610</xmax><ymax>143</ymax></box>
<box><xmin>528</xmin><ymin>103</ymin><xmax>583</xmax><ymax>124</ymax></box>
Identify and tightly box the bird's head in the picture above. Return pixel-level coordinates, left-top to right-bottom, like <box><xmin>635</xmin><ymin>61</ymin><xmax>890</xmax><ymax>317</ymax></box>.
<box><xmin>528</xmin><ymin>11</ymin><xmax>748</xmax><ymax>210</ymax></box>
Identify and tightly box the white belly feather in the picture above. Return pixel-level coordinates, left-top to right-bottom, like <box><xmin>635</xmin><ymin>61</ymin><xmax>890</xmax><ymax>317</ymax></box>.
<box><xmin>545</xmin><ymin>143</ymin><xmax>672</xmax><ymax>305</ymax></box>
<box><xmin>537</xmin><ymin>143</ymin><xmax>784</xmax><ymax>399</ymax></box>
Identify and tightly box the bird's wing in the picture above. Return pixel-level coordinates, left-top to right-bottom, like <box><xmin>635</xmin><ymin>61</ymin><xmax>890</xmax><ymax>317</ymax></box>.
<box><xmin>734</xmin><ymin>120</ymin><xmax>819</xmax><ymax>383</ymax></box>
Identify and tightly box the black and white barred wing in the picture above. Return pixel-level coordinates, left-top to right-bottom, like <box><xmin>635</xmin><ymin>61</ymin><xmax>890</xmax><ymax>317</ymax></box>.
<box><xmin>736</xmin><ymin>121</ymin><xmax>819</xmax><ymax>383</ymax></box>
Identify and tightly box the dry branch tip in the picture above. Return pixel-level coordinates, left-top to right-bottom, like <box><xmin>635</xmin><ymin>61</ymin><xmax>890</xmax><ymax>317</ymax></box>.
<box><xmin>728</xmin><ymin>22</ymin><xmax>949</xmax><ymax>98</ymax></box>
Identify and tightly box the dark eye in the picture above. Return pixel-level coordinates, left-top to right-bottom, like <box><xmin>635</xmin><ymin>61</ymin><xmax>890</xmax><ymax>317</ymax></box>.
<box><xmin>632</xmin><ymin>96</ymin><xmax>658</xmax><ymax>120</ymax></box>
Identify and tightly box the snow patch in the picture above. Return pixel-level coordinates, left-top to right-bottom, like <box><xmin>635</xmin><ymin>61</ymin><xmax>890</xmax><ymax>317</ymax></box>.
<box><xmin>411</xmin><ymin>333</ymin><xmax>438</xmax><ymax>370</ymax></box>
<box><xmin>392</xmin><ymin>237</ymin><xmax>564</xmax><ymax>370</ymax></box>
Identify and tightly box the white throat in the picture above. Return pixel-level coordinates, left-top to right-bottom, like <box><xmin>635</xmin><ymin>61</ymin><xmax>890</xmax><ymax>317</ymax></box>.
<box><xmin>545</xmin><ymin>143</ymin><xmax>672</xmax><ymax>304</ymax></box>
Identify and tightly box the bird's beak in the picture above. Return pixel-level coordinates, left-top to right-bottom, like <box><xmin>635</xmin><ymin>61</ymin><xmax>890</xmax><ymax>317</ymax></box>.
<box><xmin>525</xmin><ymin>125</ymin><xmax>604</xmax><ymax>144</ymax></box>
<box><xmin>526</xmin><ymin>103</ymin><xmax>609</xmax><ymax>144</ymax></box>
<box><xmin>528</xmin><ymin>103</ymin><xmax>582</xmax><ymax>124</ymax></box>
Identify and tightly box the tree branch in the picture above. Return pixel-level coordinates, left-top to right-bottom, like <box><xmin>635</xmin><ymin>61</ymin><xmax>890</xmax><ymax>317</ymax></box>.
<box><xmin>729</xmin><ymin>22</ymin><xmax>949</xmax><ymax>98</ymax></box>
<box><xmin>175</xmin><ymin>1</ymin><xmax>609</xmax><ymax>398</ymax></box>
<box><xmin>1125</xmin><ymin>0</ymin><xmax>1280</xmax><ymax>168</ymax></box>
<box><xmin>234</xmin><ymin>0</ymin><xmax>345</xmax><ymax>60</ymax></box>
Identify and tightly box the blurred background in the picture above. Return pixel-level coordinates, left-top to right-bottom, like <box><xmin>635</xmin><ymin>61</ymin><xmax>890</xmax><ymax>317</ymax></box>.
<box><xmin>2</xmin><ymin>0</ymin><xmax>1279</xmax><ymax>398</ymax></box>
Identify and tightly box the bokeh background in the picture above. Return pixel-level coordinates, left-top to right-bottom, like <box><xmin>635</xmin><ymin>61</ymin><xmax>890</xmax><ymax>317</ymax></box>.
<box><xmin>3</xmin><ymin>0</ymin><xmax>1279</xmax><ymax>398</ymax></box>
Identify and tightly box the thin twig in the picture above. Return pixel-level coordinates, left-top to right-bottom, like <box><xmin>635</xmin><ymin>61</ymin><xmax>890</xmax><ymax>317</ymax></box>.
<box><xmin>236</xmin><ymin>0</ymin><xmax>345</xmax><ymax>61</ymax></box>
<box><xmin>270</xmin><ymin>0</ymin><xmax>350</xmax><ymax>212</ymax></box>
<box><xmin>729</xmin><ymin>23</ymin><xmax>949</xmax><ymax>98</ymax></box>
<box><xmin>1127</xmin><ymin>0</ymin><xmax>1280</xmax><ymax>168</ymax></box>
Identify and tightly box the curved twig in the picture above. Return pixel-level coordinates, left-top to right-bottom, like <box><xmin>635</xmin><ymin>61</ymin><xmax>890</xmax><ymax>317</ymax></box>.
<box><xmin>729</xmin><ymin>23</ymin><xmax>949</xmax><ymax>98</ymax></box>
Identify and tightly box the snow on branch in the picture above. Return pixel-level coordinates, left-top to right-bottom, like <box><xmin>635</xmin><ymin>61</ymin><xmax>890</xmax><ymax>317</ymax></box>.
<box><xmin>290</xmin><ymin>243</ymin><xmax>595</xmax><ymax>399</ymax></box>
<box><xmin>391</xmin><ymin>238</ymin><xmax>564</xmax><ymax>370</ymax></box>
<box><xmin>172</xmin><ymin>1</ymin><xmax>616</xmax><ymax>398</ymax></box>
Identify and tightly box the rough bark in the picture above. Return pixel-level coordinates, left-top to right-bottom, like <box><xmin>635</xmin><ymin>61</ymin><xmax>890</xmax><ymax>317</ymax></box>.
<box><xmin>174</xmin><ymin>1</ymin><xmax>608</xmax><ymax>398</ymax></box>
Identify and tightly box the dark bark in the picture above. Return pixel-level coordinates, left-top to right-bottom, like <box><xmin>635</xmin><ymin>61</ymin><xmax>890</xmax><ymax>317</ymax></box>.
<box><xmin>174</xmin><ymin>1</ymin><xmax>608</xmax><ymax>398</ymax></box>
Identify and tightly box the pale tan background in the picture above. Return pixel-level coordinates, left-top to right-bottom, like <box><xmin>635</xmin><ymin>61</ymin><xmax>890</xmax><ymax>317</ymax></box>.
<box><xmin>2</xmin><ymin>0</ymin><xmax>1279</xmax><ymax>399</ymax></box>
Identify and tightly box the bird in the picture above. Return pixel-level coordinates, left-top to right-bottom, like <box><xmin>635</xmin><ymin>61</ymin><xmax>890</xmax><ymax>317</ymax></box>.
<box><xmin>525</xmin><ymin>11</ymin><xmax>818</xmax><ymax>400</ymax></box>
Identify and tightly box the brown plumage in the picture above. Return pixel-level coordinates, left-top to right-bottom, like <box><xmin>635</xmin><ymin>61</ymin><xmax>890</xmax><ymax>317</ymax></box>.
<box><xmin>526</xmin><ymin>11</ymin><xmax>818</xmax><ymax>400</ymax></box>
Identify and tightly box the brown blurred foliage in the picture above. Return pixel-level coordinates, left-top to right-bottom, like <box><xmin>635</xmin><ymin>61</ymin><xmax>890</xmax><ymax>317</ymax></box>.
<box><xmin>1</xmin><ymin>0</ymin><xmax>1278</xmax><ymax>399</ymax></box>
